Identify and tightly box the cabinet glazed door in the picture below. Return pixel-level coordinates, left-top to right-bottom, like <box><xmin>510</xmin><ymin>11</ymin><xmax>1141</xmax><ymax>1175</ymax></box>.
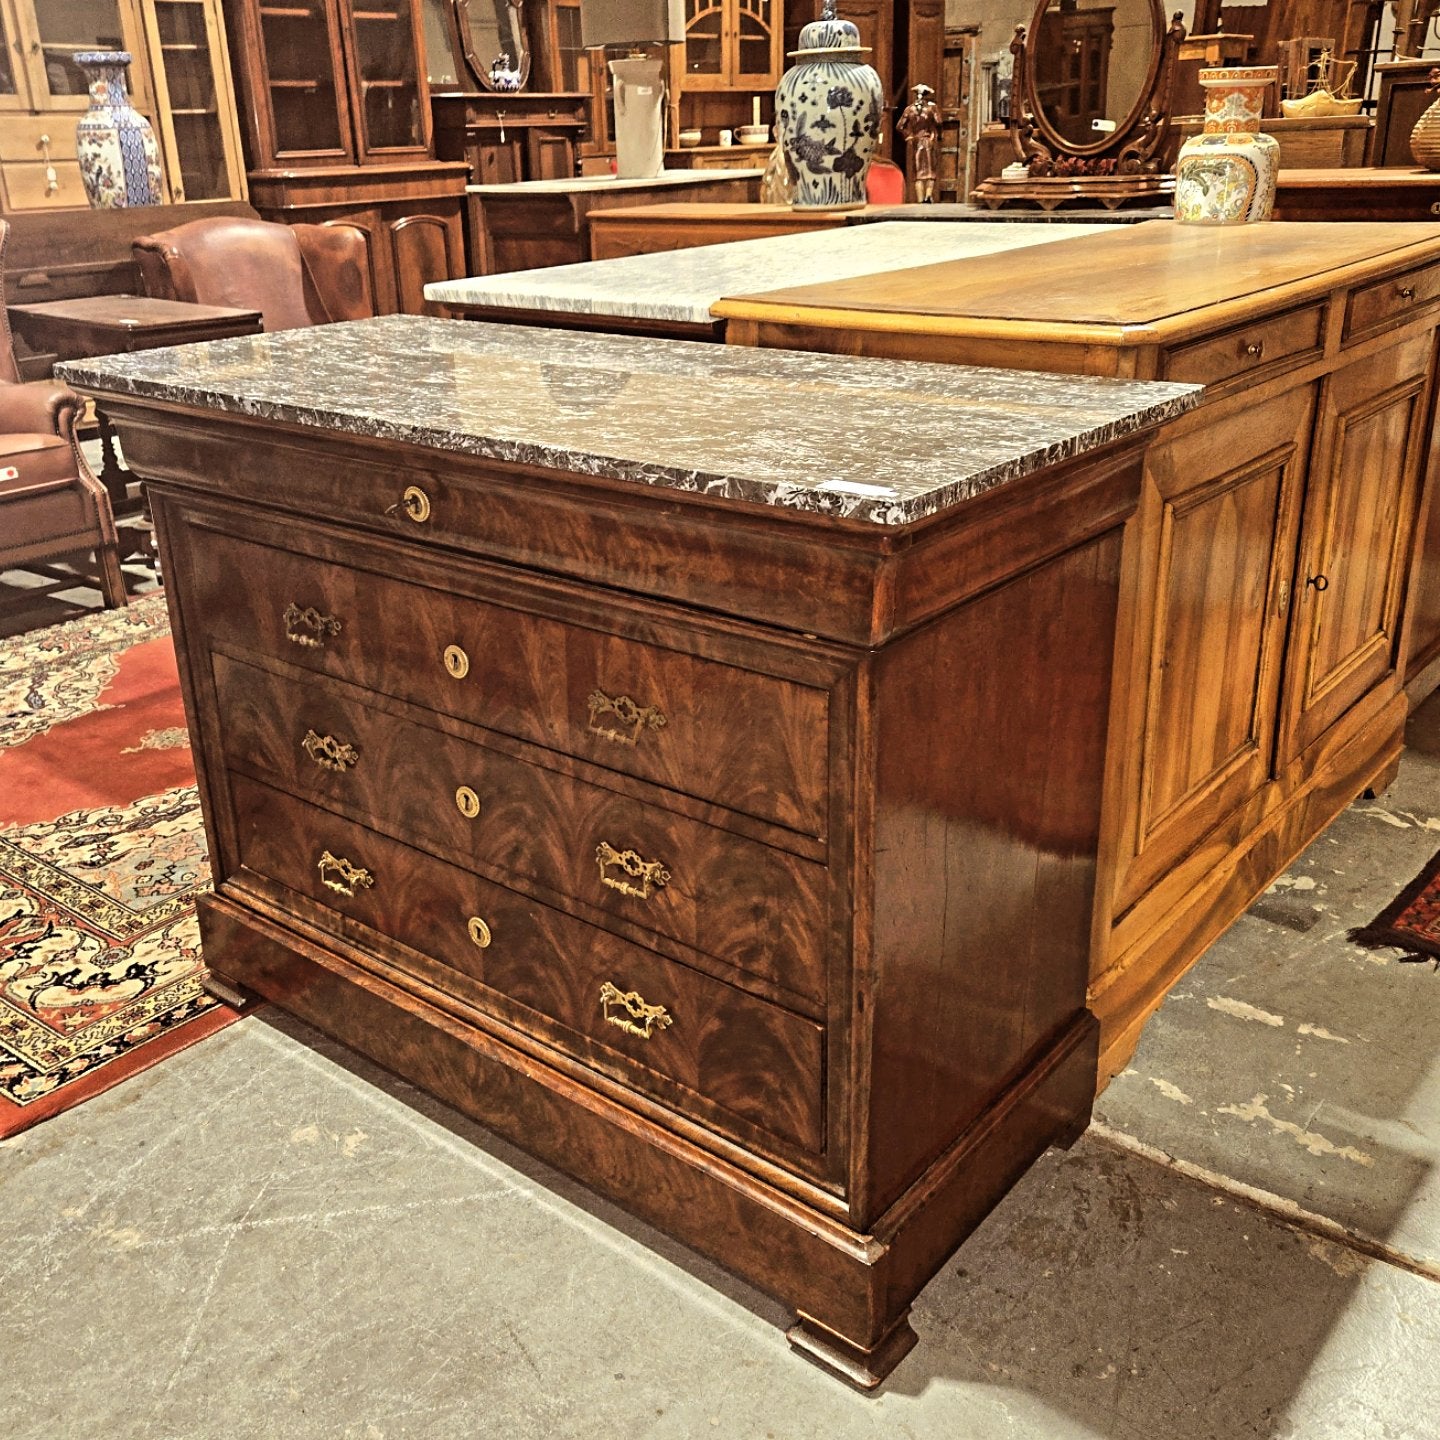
<box><xmin>1276</xmin><ymin>333</ymin><xmax>1434</xmax><ymax>765</ymax></box>
<box><xmin>729</xmin><ymin>0</ymin><xmax>780</xmax><ymax>87</ymax></box>
<box><xmin>1112</xmin><ymin>387</ymin><xmax>1313</xmax><ymax>912</ymax></box>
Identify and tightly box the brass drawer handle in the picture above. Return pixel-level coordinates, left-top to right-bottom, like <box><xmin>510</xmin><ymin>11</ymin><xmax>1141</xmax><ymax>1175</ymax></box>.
<box><xmin>284</xmin><ymin>602</ymin><xmax>341</xmax><ymax>649</ymax></box>
<box><xmin>1243</xmin><ymin>340</ymin><xmax>1264</xmax><ymax>359</ymax></box>
<box><xmin>467</xmin><ymin>915</ymin><xmax>492</xmax><ymax>948</ymax></box>
<box><xmin>587</xmin><ymin>688</ymin><xmax>667</xmax><ymax>747</ymax></box>
<box><xmin>302</xmin><ymin>729</ymin><xmax>358</xmax><ymax>773</ymax></box>
<box><xmin>1399</xmin><ymin>285</ymin><xmax>1417</xmax><ymax>301</ymax></box>
<box><xmin>455</xmin><ymin>785</ymin><xmax>481</xmax><ymax>819</ymax></box>
<box><xmin>599</xmin><ymin>980</ymin><xmax>672</xmax><ymax>1039</ymax></box>
<box><xmin>595</xmin><ymin>840</ymin><xmax>670</xmax><ymax>900</ymax></box>
<box><xmin>318</xmin><ymin>849</ymin><xmax>373</xmax><ymax>897</ymax></box>
<box><xmin>1307</xmin><ymin>573</ymin><xmax>1330</xmax><ymax>592</ymax></box>
<box><xmin>443</xmin><ymin>644</ymin><xmax>469</xmax><ymax>679</ymax></box>
<box><xmin>400</xmin><ymin>484</ymin><xmax>431</xmax><ymax>523</ymax></box>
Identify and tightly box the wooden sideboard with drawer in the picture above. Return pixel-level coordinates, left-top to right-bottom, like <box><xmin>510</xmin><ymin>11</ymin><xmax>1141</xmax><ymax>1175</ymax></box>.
<box><xmin>716</xmin><ymin>220</ymin><xmax>1440</xmax><ymax>1085</ymax></box>
<box><xmin>75</xmin><ymin>319</ymin><xmax>1192</xmax><ymax>1388</ymax></box>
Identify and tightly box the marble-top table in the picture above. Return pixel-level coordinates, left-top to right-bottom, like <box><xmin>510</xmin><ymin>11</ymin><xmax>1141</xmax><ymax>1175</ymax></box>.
<box><xmin>425</xmin><ymin>219</ymin><xmax>1113</xmax><ymax>336</ymax></box>
<box><xmin>465</xmin><ymin>168</ymin><xmax>766</xmax><ymax>275</ymax></box>
<box><xmin>59</xmin><ymin>313</ymin><xmax>1198</xmax><ymax>527</ymax></box>
<box><xmin>465</xmin><ymin>169</ymin><xmax>766</xmax><ymax>196</ymax></box>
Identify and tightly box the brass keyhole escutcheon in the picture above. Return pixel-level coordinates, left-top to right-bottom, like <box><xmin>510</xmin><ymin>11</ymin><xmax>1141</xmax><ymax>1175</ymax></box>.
<box><xmin>467</xmin><ymin>915</ymin><xmax>492</xmax><ymax>949</ymax></box>
<box><xmin>443</xmin><ymin>644</ymin><xmax>469</xmax><ymax>679</ymax></box>
<box><xmin>401</xmin><ymin>485</ymin><xmax>431</xmax><ymax>522</ymax></box>
<box><xmin>455</xmin><ymin>785</ymin><xmax>481</xmax><ymax>819</ymax></box>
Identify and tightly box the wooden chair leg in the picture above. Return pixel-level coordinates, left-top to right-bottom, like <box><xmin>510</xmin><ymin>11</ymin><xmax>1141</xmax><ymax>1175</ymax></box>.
<box><xmin>96</xmin><ymin>540</ymin><xmax>129</xmax><ymax>608</ymax></box>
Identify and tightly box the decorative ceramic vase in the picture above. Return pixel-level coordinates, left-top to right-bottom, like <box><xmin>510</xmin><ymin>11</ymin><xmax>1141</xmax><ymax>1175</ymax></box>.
<box><xmin>774</xmin><ymin>0</ymin><xmax>883</xmax><ymax>211</ymax></box>
<box><xmin>1173</xmin><ymin>66</ymin><xmax>1279</xmax><ymax>226</ymax></box>
<box><xmin>75</xmin><ymin>51</ymin><xmax>162</xmax><ymax>209</ymax></box>
<box><xmin>1410</xmin><ymin>71</ymin><xmax>1440</xmax><ymax>170</ymax></box>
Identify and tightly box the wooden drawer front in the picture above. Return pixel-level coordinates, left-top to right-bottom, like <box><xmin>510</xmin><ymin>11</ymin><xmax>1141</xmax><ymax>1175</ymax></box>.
<box><xmin>1161</xmin><ymin>305</ymin><xmax>1324</xmax><ymax>389</ymax></box>
<box><xmin>213</xmin><ymin>655</ymin><xmax>829</xmax><ymax>1002</ymax></box>
<box><xmin>1</xmin><ymin>159</ymin><xmax>88</xmax><ymax>212</ymax></box>
<box><xmin>1344</xmin><ymin>263</ymin><xmax>1440</xmax><ymax>343</ymax></box>
<box><xmin>0</xmin><ymin>120</ymin><xmax>79</xmax><ymax>161</ymax></box>
<box><xmin>228</xmin><ymin>775</ymin><xmax>826</xmax><ymax>1155</ymax></box>
<box><xmin>182</xmin><ymin>526</ymin><xmax>830</xmax><ymax>838</ymax></box>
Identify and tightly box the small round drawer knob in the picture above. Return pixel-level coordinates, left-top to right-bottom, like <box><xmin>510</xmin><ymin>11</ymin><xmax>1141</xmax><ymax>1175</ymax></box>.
<box><xmin>401</xmin><ymin>485</ymin><xmax>432</xmax><ymax>522</ymax></box>
<box><xmin>455</xmin><ymin>785</ymin><xmax>481</xmax><ymax>819</ymax></box>
<box><xmin>467</xmin><ymin>915</ymin><xmax>492</xmax><ymax>949</ymax></box>
<box><xmin>1243</xmin><ymin>340</ymin><xmax>1264</xmax><ymax>359</ymax></box>
<box><xmin>1400</xmin><ymin>286</ymin><xmax>1417</xmax><ymax>301</ymax></box>
<box><xmin>443</xmin><ymin>644</ymin><xmax>469</xmax><ymax>679</ymax></box>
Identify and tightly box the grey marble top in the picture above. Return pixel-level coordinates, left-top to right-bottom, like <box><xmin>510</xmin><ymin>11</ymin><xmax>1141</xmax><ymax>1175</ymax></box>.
<box><xmin>424</xmin><ymin>220</ymin><xmax>1111</xmax><ymax>324</ymax></box>
<box><xmin>58</xmin><ymin>315</ymin><xmax>1199</xmax><ymax>527</ymax></box>
<box><xmin>467</xmin><ymin>169</ymin><xmax>765</xmax><ymax>195</ymax></box>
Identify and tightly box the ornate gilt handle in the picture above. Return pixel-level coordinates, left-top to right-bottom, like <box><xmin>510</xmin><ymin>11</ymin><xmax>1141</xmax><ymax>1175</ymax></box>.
<box><xmin>284</xmin><ymin>602</ymin><xmax>342</xmax><ymax>649</ymax></box>
<box><xmin>317</xmin><ymin>849</ymin><xmax>373</xmax><ymax>897</ymax></box>
<box><xmin>599</xmin><ymin>980</ymin><xmax>672</xmax><ymax>1040</ymax></box>
<box><xmin>301</xmin><ymin>729</ymin><xmax>358</xmax><ymax>773</ymax></box>
<box><xmin>587</xmin><ymin>688</ymin><xmax>667</xmax><ymax>748</ymax></box>
<box><xmin>595</xmin><ymin>840</ymin><xmax>670</xmax><ymax>901</ymax></box>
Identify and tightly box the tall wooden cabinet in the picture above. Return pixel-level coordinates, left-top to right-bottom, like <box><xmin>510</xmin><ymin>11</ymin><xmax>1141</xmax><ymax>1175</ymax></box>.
<box><xmin>223</xmin><ymin>0</ymin><xmax>466</xmax><ymax>313</ymax></box>
<box><xmin>714</xmin><ymin>222</ymin><xmax>1440</xmax><ymax>1088</ymax></box>
<box><xmin>0</xmin><ymin>0</ymin><xmax>246</xmax><ymax>211</ymax></box>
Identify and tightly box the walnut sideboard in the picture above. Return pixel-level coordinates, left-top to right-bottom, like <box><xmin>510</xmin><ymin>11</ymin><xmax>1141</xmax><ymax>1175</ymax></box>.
<box><xmin>62</xmin><ymin>318</ymin><xmax>1196</xmax><ymax>1389</ymax></box>
<box><xmin>716</xmin><ymin>220</ymin><xmax>1440</xmax><ymax>1085</ymax></box>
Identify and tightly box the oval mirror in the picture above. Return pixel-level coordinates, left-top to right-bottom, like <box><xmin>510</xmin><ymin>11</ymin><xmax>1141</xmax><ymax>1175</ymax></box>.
<box><xmin>1026</xmin><ymin>0</ymin><xmax>1163</xmax><ymax>153</ymax></box>
<box><xmin>456</xmin><ymin>0</ymin><xmax>531</xmax><ymax>91</ymax></box>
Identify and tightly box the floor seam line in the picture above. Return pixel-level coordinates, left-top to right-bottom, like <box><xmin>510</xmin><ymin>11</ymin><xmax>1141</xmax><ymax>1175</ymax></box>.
<box><xmin>1085</xmin><ymin>1120</ymin><xmax>1440</xmax><ymax>1284</ymax></box>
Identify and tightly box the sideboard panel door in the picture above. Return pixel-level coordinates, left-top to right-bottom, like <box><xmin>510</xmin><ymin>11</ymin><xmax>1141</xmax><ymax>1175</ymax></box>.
<box><xmin>389</xmin><ymin>212</ymin><xmax>458</xmax><ymax>313</ymax></box>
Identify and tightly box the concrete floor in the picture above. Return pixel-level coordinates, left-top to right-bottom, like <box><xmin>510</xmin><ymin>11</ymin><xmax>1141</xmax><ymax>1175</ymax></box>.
<box><xmin>5</xmin><ymin>632</ymin><xmax>1440</xmax><ymax>1436</ymax></box>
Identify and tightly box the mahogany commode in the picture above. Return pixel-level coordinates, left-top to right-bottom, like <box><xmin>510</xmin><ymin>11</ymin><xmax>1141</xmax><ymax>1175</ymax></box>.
<box><xmin>61</xmin><ymin>317</ymin><xmax>1196</xmax><ymax>1388</ymax></box>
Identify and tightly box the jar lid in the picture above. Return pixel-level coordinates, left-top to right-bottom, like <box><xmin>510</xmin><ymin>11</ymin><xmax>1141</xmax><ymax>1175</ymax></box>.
<box><xmin>792</xmin><ymin>0</ymin><xmax>865</xmax><ymax>56</ymax></box>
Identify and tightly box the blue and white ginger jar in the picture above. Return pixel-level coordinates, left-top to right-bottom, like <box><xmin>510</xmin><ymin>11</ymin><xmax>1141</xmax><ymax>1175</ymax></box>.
<box><xmin>775</xmin><ymin>0</ymin><xmax>883</xmax><ymax>211</ymax></box>
<box><xmin>75</xmin><ymin>51</ymin><xmax>162</xmax><ymax>209</ymax></box>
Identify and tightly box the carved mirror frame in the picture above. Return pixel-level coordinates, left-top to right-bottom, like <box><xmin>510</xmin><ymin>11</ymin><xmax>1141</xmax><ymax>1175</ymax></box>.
<box><xmin>1008</xmin><ymin>3</ymin><xmax>1186</xmax><ymax>178</ymax></box>
<box><xmin>455</xmin><ymin>0</ymin><xmax>533</xmax><ymax>90</ymax></box>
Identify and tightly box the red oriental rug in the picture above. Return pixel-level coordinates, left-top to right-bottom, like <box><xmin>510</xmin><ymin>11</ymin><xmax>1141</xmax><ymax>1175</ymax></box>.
<box><xmin>1349</xmin><ymin>848</ymin><xmax>1440</xmax><ymax>967</ymax></box>
<box><xmin>0</xmin><ymin>593</ymin><xmax>240</xmax><ymax>1137</ymax></box>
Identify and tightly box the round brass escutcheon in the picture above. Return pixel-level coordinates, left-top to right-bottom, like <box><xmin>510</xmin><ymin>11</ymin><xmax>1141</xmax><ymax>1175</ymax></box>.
<box><xmin>443</xmin><ymin>644</ymin><xmax>469</xmax><ymax>679</ymax></box>
<box><xmin>401</xmin><ymin>485</ymin><xmax>432</xmax><ymax>523</ymax></box>
<box><xmin>455</xmin><ymin>785</ymin><xmax>481</xmax><ymax>819</ymax></box>
<box><xmin>467</xmin><ymin>915</ymin><xmax>492</xmax><ymax>949</ymax></box>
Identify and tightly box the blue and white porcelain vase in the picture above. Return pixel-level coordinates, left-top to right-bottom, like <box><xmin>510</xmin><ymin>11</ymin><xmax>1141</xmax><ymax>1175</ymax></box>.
<box><xmin>75</xmin><ymin>51</ymin><xmax>162</xmax><ymax>209</ymax></box>
<box><xmin>775</xmin><ymin>0</ymin><xmax>883</xmax><ymax>211</ymax></box>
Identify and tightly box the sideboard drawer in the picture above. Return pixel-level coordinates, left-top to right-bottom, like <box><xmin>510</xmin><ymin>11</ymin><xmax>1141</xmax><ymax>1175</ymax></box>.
<box><xmin>182</xmin><ymin>524</ymin><xmax>832</xmax><ymax>838</ymax></box>
<box><xmin>1161</xmin><ymin>304</ymin><xmax>1325</xmax><ymax>390</ymax></box>
<box><xmin>1344</xmin><ymin>263</ymin><xmax>1440</xmax><ymax>343</ymax></box>
<box><xmin>227</xmin><ymin>774</ymin><xmax>827</xmax><ymax>1156</ymax></box>
<box><xmin>213</xmin><ymin>654</ymin><xmax>830</xmax><ymax>1001</ymax></box>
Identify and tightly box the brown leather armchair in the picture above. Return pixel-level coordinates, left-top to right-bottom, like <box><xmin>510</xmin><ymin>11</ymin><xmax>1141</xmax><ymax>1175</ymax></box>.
<box><xmin>131</xmin><ymin>216</ymin><xmax>375</xmax><ymax>332</ymax></box>
<box><xmin>0</xmin><ymin>220</ymin><xmax>127</xmax><ymax>610</ymax></box>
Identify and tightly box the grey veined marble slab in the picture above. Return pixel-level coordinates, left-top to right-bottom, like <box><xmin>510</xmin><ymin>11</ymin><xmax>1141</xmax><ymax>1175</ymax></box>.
<box><xmin>423</xmin><ymin>219</ymin><xmax>1113</xmax><ymax>325</ymax></box>
<box><xmin>59</xmin><ymin>314</ymin><xmax>1200</xmax><ymax>526</ymax></box>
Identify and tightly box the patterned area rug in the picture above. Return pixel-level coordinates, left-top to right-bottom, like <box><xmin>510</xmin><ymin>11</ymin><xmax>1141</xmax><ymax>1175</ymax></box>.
<box><xmin>0</xmin><ymin>594</ymin><xmax>240</xmax><ymax>1137</ymax></box>
<box><xmin>1349</xmin><ymin>847</ymin><xmax>1440</xmax><ymax>967</ymax></box>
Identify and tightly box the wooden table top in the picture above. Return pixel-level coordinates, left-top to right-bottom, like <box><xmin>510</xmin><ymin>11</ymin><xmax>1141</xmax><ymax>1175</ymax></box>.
<box><xmin>8</xmin><ymin>294</ymin><xmax>262</xmax><ymax>330</ymax></box>
<box><xmin>589</xmin><ymin>202</ymin><xmax>857</xmax><ymax>226</ymax></box>
<box><xmin>1275</xmin><ymin>166</ymin><xmax>1440</xmax><ymax>189</ymax></box>
<box><xmin>714</xmin><ymin>220</ymin><xmax>1440</xmax><ymax>345</ymax></box>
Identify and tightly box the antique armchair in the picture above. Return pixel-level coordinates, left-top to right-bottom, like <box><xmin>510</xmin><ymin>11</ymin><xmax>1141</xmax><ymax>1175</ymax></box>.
<box><xmin>0</xmin><ymin>219</ymin><xmax>127</xmax><ymax>610</ymax></box>
<box><xmin>131</xmin><ymin>216</ymin><xmax>375</xmax><ymax>332</ymax></box>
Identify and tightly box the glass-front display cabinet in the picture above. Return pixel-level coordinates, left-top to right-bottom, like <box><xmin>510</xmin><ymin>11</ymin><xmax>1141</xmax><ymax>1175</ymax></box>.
<box><xmin>0</xmin><ymin>0</ymin><xmax>246</xmax><ymax>210</ymax></box>
<box><xmin>681</xmin><ymin>0</ymin><xmax>780</xmax><ymax>91</ymax></box>
<box><xmin>224</xmin><ymin>0</ymin><xmax>433</xmax><ymax>166</ymax></box>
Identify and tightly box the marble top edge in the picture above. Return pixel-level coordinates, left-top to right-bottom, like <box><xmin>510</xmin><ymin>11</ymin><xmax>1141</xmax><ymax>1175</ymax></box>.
<box><xmin>467</xmin><ymin>169</ymin><xmax>766</xmax><ymax>194</ymax></box>
<box><xmin>59</xmin><ymin>315</ymin><xmax>1201</xmax><ymax>527</ymax></box>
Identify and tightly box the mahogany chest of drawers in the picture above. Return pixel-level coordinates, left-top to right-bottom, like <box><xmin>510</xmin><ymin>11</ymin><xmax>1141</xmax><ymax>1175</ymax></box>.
<box><xmin>65</xmin><ymin>318</ymin><xmax>1194</xmax><ymax>1388</ymax></box>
